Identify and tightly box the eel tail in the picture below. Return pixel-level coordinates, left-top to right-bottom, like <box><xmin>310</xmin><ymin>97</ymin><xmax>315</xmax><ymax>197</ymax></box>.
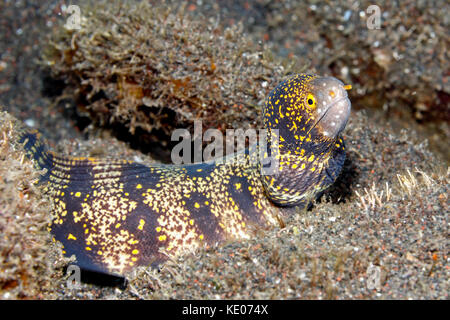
<box><xmin>17</xmin><ymin>129</ymin><xmax>54</xmax><ymax>183</ymax></box>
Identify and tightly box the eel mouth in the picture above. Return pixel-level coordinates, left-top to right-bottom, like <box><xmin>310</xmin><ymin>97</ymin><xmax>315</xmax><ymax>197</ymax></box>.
<box><xmin>309</xmin><ymin>77</ymin><xmax>352</xmax><ymax>138</ymax></box>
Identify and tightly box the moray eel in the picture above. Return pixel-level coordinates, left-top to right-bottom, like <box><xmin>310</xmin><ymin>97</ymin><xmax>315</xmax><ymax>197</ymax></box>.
<box><xmin>18</xmin><ymin>74</ymin><xmax>351</xmax><ymax>277</ymax></box>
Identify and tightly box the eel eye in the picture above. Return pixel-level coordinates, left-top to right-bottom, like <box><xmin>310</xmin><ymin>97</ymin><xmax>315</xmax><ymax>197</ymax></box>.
<box><xmin>305</xmin><ymin>93</ymin><xmax>316</xmax><ymax>109</ymax></box>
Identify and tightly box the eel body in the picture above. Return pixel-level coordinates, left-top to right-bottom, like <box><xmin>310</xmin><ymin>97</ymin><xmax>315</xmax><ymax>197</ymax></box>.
<box><xmin>18</xmin><ymin>74</ymin><xmax>351</xmax><ymax>276</ymax></box>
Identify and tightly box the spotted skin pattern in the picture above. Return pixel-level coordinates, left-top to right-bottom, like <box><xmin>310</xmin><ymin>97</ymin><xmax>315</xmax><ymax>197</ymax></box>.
<box><xmin>262</xmin><ymin>74</ymin><xmax>349</xmax><ymax>206</ymax></box>
<box><xmin>18</xmin><ymin>74</ymin><xmax>351</xmax><ymax>277</ymax></box>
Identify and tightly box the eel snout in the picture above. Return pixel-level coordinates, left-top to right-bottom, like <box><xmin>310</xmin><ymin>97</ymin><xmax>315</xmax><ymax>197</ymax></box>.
<box><xmin>311</xmin><ymin>77</ymin><xmax>352</xmax><ymax>138</ymax></box>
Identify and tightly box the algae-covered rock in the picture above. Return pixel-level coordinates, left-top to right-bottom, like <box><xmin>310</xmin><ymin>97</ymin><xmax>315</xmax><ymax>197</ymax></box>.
<box><xmin>0</xmin><ymin>106</ymin><xmax>447</xmax><ymax>299</ymax></box>
<box><xmin>43</xmin><ymin>1</ymin><xmax>302</xmax><ymax>148</ymax></box>
<box><xmin>0</xmin><ymin>111</ymin><xmax>67</xmax><ymax>299</ymax></box>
